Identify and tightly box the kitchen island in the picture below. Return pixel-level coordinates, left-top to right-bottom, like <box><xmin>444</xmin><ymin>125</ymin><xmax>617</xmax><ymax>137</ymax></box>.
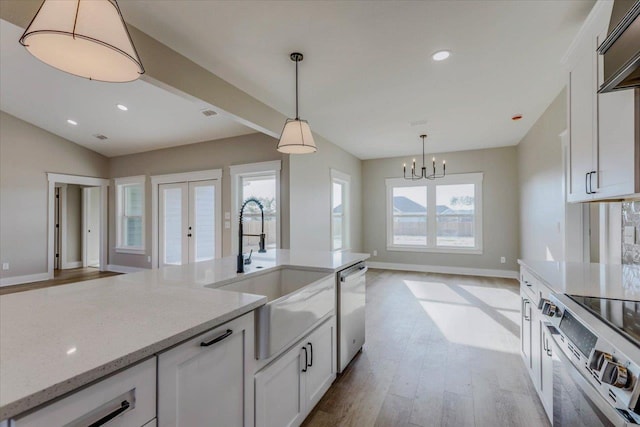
<box><xmin>0</xmin><ymin>249</ymin><xmax>368</xmax><ymax>423</ymax></box>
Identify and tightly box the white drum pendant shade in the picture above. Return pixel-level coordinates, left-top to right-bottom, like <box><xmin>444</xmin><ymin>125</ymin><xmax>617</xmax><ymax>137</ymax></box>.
<box><xmin>19</xmin><ymin>0</ymin><xmax>144</xmax><ymax>82</ymax></box>
<box><xmin>277</xmin><ymin>118</ymin><xmax>317</xmax><ymax>154</ymax></box>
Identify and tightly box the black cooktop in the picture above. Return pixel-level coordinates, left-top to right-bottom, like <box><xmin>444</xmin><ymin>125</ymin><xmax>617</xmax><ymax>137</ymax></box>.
<box><xmin>570</xmin><ymin>295</ymin><xmax>640</xmax><ymax>348</ymax></box>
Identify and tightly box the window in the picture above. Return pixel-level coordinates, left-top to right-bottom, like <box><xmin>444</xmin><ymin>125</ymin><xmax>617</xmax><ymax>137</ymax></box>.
<box><xmin>115</xmin><ymin>176</ymin><xmax>145</xmax><ymax>253</ymax></box>
<box><xmin>386</xmin><ymin>173</ymin><xmax>483</xmax><ymax>254</ymax></box>
<box><xmin>331</xmin><ymin>169</ymin><xmax>350</xmax><ymax>251</ymax></box>
<box><xmin>230</xmin><ymin>161</ymin><xmax>281</xmax><ymax>254</ymax></box>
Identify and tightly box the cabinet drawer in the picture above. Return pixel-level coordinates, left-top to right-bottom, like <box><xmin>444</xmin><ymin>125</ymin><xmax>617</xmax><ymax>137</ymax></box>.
<box><xmin>13</xmin><ymin>358</ymin><xmax>156</xmax><ymax>427</ymax></box>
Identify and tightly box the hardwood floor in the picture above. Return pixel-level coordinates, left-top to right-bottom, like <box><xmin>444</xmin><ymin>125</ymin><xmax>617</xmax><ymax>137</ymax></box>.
<box><xmin>303</xmin><ymin>269</ymin><xmax>550</xmax><ymax>427</ymax></box>
<box><xmin>0</xmin><ymin>267</ymin><xmax>121</xmax><ymax>295</ymax></box>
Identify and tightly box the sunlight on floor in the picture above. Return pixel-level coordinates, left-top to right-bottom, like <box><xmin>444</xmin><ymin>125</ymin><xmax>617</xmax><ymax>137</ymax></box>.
<box><xmin>404</xmin><ymin>279</ymin><xmax>520</xmax><ymax>354</ymax></box>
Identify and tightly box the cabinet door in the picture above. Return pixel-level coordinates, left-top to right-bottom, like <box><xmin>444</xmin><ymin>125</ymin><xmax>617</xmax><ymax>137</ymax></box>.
<box><xmin>521</xmin><ymin>293</ymin><xmax>532</xmax><ymax>370</ymax></box>
<box><xmin>305</xmin><ymin>318</ymin><xmax>336</xmax><ymax>411</ymax></box>
<box><xmin>567</xmin><ymin>41</ymin><xmax>595</xmax><ymax>202</ymax></box>
<box><xmin>158</xmin><ymin>313</ymin><xmax>254</xmax><ymax>427</ymax></box>
<box><xmin>530</xmin><ymin>307</ymin><xmax>542</xmax><ymax>391</ymax></box>
<box><xmin>255</xmin><ymin>344</ymin><xmax>306</xmax><ymax>427</ymax></box>
<box><xmin>540</xmin><ymin>326</ymin><xmax>554</xmax><ymax>423</ymax></box>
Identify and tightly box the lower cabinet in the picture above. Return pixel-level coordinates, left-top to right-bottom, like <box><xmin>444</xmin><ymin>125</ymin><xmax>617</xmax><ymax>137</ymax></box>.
<box><xmin>539</xmin><ymin>323</ymin><xmax>554</xmax><ymax>419</ymax></box>
<box><xmin>12</xmin><ymin>357</ymin><xmax>156</xmax><ymax>427</ymax></box>
<box><xmin>157</xmin><ymin>312</ymin><xmax>255</xmax><ymax>427</ymax></box>
<box><xmin>255</xmin><ymin>317</ymin><xmax>336</xmax><ymax>427</ymax></box>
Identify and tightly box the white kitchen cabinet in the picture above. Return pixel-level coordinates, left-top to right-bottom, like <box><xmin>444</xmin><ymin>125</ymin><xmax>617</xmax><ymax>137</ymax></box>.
<box><xmin>565</xmin><ymin>1</ymin><xmax>639</xmax><ymax>203</ymax></box>
<box><xmin>540</xmin><ymin>324</ymin><xmax>554</xmax><ymax>421</ymax></box>
<box><xmin>255</xmin><ymin>317</ymin><xmax>336</xmax><ymax>427</ymax></box>
<box><xmin>520</xmin><ymin>290</ymin><xmax>533</xmax><ymax>372</ymax></box>
<box><xmin>158</xmin><ymin>312</ymin><xmax>255</xmax><ymax>427</ymax></box>
<box><xmin>12</xmin><ymin>358</ymin><xmax>156</xmax><ymax>427</ymax></box>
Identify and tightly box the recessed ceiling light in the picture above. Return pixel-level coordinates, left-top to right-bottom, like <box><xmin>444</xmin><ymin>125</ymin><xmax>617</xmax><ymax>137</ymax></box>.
<box><xmin>67</xmin><ymin>119</ymin><xmax>78</xmax><ymax>126</ymax></box>
<box><xmin>116</xmin><ymin>104</ymin><xmax>128</xmax><ymax>111</ymax></box>
<box><xmin>432</xmin><ymin>50</ymin><xmax>451</xmax><ymax>61</ymax></box>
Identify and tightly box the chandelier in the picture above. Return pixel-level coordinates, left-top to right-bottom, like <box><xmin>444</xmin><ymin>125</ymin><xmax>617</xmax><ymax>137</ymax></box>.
<box><xmin>403</xmin><ymin>134</ymin><xmax>446</xmax><ymax>180</ymax></box>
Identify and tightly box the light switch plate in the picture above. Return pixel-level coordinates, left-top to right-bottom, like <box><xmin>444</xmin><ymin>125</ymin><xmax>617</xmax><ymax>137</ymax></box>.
<box><xmin>624</xmin><ymin>226</ymin><xmax>637</xmax><ymax>245</ymax></box>
<box><xmin>225</xmin><ymin>221</ymin><xmax>231</xmax><ymax>229</ymax></box>
<box><xmin>224</xmin><ymin>212</ymin><xmax>231</xmax><ymax>220</ymax></box>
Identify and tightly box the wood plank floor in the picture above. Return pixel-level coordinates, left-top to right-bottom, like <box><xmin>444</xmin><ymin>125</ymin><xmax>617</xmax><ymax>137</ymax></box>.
<box><xmin>303</xmin><ymin>269</ymin><xmax>550</xmax><ymax>427</ymax></box>
<box><xmin>0</xmin><ymin>267</ymin><xmax>121</xmax><ymax>295</ymax></box>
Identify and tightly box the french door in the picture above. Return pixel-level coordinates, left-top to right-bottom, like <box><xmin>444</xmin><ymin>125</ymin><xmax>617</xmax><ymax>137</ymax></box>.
<box><xmin>159</xmin><ymin>179</ymin><xmax>219</xmax><ymax>266</ymax></box>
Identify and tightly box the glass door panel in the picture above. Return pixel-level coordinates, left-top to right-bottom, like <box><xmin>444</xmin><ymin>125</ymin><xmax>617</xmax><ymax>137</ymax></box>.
<box><xmin>159</xmin><ymin>183</ymin><xmax>188</xmax><ymax>266</ymax></box>
<box><xmin>189</xmin><ymin>180</ymin><xmax>216</xmax><ymax>263</ymax></box>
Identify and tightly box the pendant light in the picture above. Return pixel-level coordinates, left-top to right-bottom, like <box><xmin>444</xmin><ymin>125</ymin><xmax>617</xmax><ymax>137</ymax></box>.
<box><xmin>277</xmin><ymin>52</ymin><xmax>317</xmax><ymax>154</ymax></box>
<box><xmin>19</xmin><ymin>0</ymin><xmax>144</xmax><ymax>83</ymax></box>
<box><xmin>403</xmin><ymin>135</ymin><xmax>446</xmax><ymax>180</ymax></box>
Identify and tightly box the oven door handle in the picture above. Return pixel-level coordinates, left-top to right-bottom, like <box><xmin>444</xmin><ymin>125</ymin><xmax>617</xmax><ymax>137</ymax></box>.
<box><xmin>549</xmin><ymin>333</ymin><xmax>629</xmax><ymax>427</ymax></box>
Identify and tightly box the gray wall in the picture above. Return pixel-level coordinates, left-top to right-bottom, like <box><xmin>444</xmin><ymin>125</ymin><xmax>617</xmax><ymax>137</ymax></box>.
<box><xmin>289</xmin><ymin>138</ymin><xmax>363</xmax><ymax>252</ymax></box>
<box><xmin>362</xmin><ymin>146</ymin><xmax>519</xmax><ymax>273</ymax></box>
<box><xmin>516</xmin><ymin>89</ymin><xmax>567</xmax><ymax>261</ymax></box>
<box><xmin>65</xmin><ymin>184</ymin><xmax>82</xmax><ymax>265</ymax></box>
<box><xmin>0</xmin><ymin>111</ymin><xmax>109</xmax><ymax>280</ymax></box>
<box><xmin>108</xmin><ymin>132</ymin><xmax>286</xmax><ymax>268</ymax></box>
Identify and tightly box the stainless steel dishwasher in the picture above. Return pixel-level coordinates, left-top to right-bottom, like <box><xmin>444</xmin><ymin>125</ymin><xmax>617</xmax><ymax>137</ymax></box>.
<box><xmin>337</xmin><ymin>261</ymin><xmax>367</xmax><ymax>373</ymax></box>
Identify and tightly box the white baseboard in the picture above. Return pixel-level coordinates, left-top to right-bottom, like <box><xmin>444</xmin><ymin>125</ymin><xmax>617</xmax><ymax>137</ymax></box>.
<box><xmin>62</xmin><ymin>261</ymin><xmax>83</xmax><ymax>269</ymax></box>
<box><xmin>0</xmin><ymin>272</ymin><xmax>50</xmax><ymax>287</ymax></box>
<box><xmin>367</xmin><ymin>261</ymin><xmax>519</xmax><ymax>279</ymax></box>
<box><xmin>106</xmin><ymin>264</ymin><xmax>147</xmax><ymax>274</ymax></box>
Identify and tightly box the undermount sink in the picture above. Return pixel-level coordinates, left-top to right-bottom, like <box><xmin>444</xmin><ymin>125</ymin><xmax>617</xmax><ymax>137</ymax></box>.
<box><xmin>215</xmin><ymin>267</ymin><xmax>335</xmax><ymax>359</ymax></box>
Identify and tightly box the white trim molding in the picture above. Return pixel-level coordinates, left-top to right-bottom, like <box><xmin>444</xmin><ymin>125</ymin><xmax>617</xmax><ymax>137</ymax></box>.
<box><xmin>230</xmin><ymin>161</ymin><xmax>281</xmax><ymax>255</ymax></box>
<box><xmin>62</xmin><ymin>261</ymin><xmax>82</xmax><ymax>269</ymax></box>
<box><xmin>367</xmin><ymin>261</ymin><xmax>518</xmax><ymax>280</ymax></box>
<box><xmin>151</xmin><ymin>169</ymin><xmax>223</xmax><ymax>268</ymax></box>
<box><xmin>0</xmin><ymin>273</ymin><xmax>50</xmax><ymax>287</ymax></box>
<box><xmin>47</xmin><ymin>173</ymin><xmax>109</xmax><ymax>280</ymax></box>
<box><xmin>114</xmin><ymin>175</ymin><xmax>146</xmax><ymax>254</ymax></box>
<box><xmin>106</xmin><ymin>264</ymin><xmax>148</xmax><ymax>274</ymax></box>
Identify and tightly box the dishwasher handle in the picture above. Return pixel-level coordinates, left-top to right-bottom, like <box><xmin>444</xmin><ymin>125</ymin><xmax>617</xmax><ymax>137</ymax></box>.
<box><xmin>340</xmin><ymin>265</ymin><xmax>367</xmax><ymax>282</ymax></box>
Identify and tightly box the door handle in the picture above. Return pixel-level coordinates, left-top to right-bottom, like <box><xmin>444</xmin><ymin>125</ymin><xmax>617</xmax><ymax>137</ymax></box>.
<box><xmin>307</xmin><ymin>342</ymin><xmax>313</xmax><ymax>367</ymax></box>
<box><xmin>188</xmin><ymin>233</ymin><xmax>192</xmax><ymax>237</ymax></box>
<box><xmin>200</xmin><ymin>329</ymin><xmax>232</xmax><ymax>347</ymax></box>
<box><xmin>302</xmin><ymin>346</ymin><xmax>308</xmax><ymax>372</ymax></box>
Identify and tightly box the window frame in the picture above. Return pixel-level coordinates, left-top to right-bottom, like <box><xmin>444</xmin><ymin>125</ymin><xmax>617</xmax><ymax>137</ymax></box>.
<box><xmin>385</xmin><ymin>172</ymin><xmax>483</xmax><ymax>254</ymax></box>
<box><xmin>230</xmin><ymin>160</ymin><xmax>281</xmax><ymax>255</ymax></box>
<box><xmin>115</xmin><ymin>175</ymin><xmax>146</xmax><ymax>254</ymax></box>
<box><xmin>331</xmin><ymin>169</ymin><xmax>350</xmax><ymax>252</ymax></box>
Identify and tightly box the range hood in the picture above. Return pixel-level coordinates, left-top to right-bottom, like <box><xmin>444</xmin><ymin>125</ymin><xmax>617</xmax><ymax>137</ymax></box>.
<box><xmin>597</xmin><ymin>0</ymin><xmax>640</xmax><ymax>93</ymax></box>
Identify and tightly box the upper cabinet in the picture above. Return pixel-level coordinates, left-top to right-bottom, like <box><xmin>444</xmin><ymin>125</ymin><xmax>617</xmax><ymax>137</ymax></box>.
<box><xmin>564</xmin><ymin>1</ymin><xmax>640</xmax><ymax>203</ymax></box>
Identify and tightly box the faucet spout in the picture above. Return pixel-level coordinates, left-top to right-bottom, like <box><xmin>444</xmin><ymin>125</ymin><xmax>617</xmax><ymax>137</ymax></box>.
<box><xmin>237</xmin><ymin>197</ymin><xmax>267</xmax><ymax>273</ymax></box>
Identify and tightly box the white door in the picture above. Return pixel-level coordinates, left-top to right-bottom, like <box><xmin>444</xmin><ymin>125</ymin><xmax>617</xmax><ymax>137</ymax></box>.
<box><xmin>84</xmin><ymin>187</ymin><xmax>100</xmax><ymax>268</ymax></box>
<box><xmin>159</xmin><ymin>179</ymin><xmax>219</xmax><ymax>266</ymax></box>
<box><xmin>158</xmin><ymin>314</ymin><xmax>253</xmax><ymax>427</ymax></box>
<box><xmin>159</xmin><ymin>182</ymin><xmax>188</xmax><ymax>266</ymax></box>
<box><xmin>304</xmin><ymin>319</ymin><xmax>336</xmax><ymax>411</ymax></box>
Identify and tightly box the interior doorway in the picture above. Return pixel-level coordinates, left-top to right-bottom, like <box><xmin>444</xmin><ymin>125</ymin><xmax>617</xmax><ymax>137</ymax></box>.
<box><xmin>47</xmin><ymin>173</ymin><xmax>109</xmax><ymax>280</ymax></box>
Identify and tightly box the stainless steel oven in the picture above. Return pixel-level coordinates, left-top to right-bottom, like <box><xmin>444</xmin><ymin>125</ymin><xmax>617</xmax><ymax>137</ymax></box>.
<box><xmin>541</xmin><ymin>294</ymin><xmax>640</xmax><ymax>426</ymax></box>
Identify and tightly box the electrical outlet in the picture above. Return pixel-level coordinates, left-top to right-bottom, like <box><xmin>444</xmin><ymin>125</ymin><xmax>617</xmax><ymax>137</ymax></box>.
<box><xmin>147</xmin><ymin>256</ymin><xmax>151</xmax><ymax>263</ymax></box>
<box><xmin>224</xmin><ymin>211</ymin><xmax>231</xmax><ymax>220</ymax></box>
<box><xmin>500</xmin><ymin>257</ymin><xmax>506</xmax><ymax>264</ymax></box>
<box><xmin>225</xmin><ymin>221</ymin><xmax>231</xmax><ymax>229</ymax></box>
<box><xmin>373</xmin><ymin>250</ymin><xmax>378</xmax><ymax>257</ymax></box>
<box><xmin>2</xmin><ymin>262</ymin><xmax>8</xmax><ymax>270</ymax></box>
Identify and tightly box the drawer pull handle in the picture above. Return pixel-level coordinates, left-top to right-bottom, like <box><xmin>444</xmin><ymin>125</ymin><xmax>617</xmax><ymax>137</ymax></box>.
<box><xmin>200</xmin><ymin>329</ymin><xmax>233</xmax><ymax>347</ymax></box>
<box><xmin>88</xmin><ymin>400</ymin><xmax>130</xmax><ymax>427</ymax></box>
<box><xmin>307</xmin><ymin>342</ymin><xmax>313</xmax><ymax>367</ymax></box>
<box><xmin>302</xmin><ymin>346</ymin><xmax>308</xmax><ymax>372</ymax></box>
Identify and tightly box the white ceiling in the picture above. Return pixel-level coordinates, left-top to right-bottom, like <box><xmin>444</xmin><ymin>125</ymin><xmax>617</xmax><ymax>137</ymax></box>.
<box><xmin>0</xmin><ymin>20</ymin><xmax>255</xmax><ymax>158</ymax></box>
<box><xmin>120</xmin><ymin>0</ymin><xmax>594</xmax><ymax>159</ymax></box>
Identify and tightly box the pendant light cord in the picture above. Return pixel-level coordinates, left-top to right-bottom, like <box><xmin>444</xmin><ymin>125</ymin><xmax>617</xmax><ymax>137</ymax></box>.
<box><xmin>295</xmin><ymin>58</ymin><xmax>299</xmax><ymax>120</ymax></box>
<box><xmin>72</xmin><ymin>0</ymin><xmax>81</xmax><ymax>39</ymax></box>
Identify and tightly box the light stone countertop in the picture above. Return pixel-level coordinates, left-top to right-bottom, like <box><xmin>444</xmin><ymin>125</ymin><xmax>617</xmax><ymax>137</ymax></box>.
<box><xmin>0</xmin><ymin>249</ymin><xmax>369</xmax><ymax>420</ymax></box>
<box><xmin>518</xmin><ymin>259</ymin><xmax>640</xmax><ymax>300</ymax></box>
